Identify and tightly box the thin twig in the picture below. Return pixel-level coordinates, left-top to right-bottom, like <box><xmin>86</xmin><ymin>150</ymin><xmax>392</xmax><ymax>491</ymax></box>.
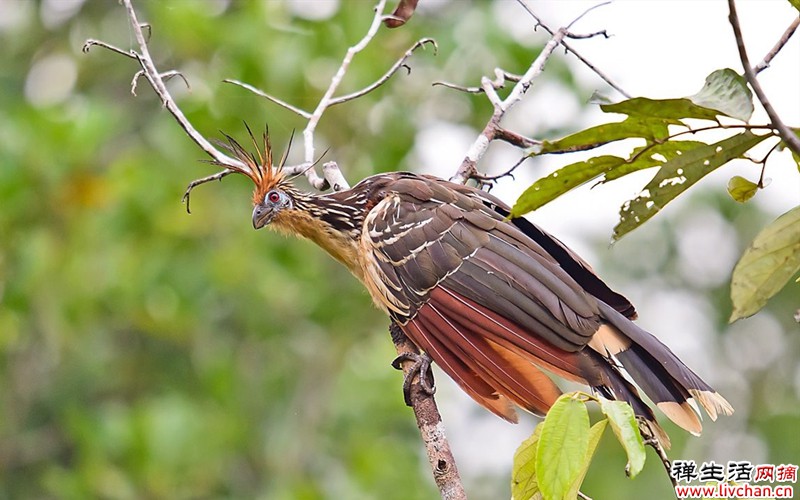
<box><xmin>515</xmin><ymin>0</ymin><xmax>631</xmax><ymax>99</ymax></box>
<box><xmin>119</xmin><ymin>1</ymin><xmax>246</xmax><ymax>171</ymax></box>
<box><xmin>754</xmin><ymin>16</ymin><xmax>800</xmax><ymax>74</ymax></box>
<box><xmin>223</xmin><ymin>79</ymin><xmax>312</xmax><ymax>119</ymax></box>
<box><xmin>329</xmin><ymin>38</ymin><xmax>437</xmax><ymax>105</ymax></box>
<box><xmin>728</xmin><ymin>0</ymin><xmax>800</xmax><ymax>156</ymax></box>
<box><xmin>451</xmin><ymin>27</ymin><xmax>569</xmax><ymax>184</ymax></box>
<box><xmin>298</xmin><ymin>0</ymin><xmax>390</xmax><ymax>190</ymax></box>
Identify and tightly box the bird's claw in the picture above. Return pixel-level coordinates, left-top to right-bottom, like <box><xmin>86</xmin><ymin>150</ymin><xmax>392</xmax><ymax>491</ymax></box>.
<box><xmin>392</xmin><ymin>351</ymin><xmax>436</xmax><ymax>406</ymax></box>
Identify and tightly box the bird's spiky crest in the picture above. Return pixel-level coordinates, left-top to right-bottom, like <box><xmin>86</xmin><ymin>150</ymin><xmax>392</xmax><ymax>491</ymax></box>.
<box><xmin>211</xmin><ymin>124</ymin><xmax>292</xmax><ymax>205</ymax></box>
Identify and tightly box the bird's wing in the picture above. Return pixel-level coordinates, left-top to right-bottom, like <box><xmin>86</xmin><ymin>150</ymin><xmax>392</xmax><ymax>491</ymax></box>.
<box><xmin>359</xmin><ymin>175</ymin><xmax>608</xmax><ymax>420</ymax></box>
<box><xmin>435</xmin><ymin>175</ymin><xmax>638</xmax><ymax>319</ymax></box>
<box><xmin>359</xmin><ymin>173</ymin><xmax>730</xmax><ymax>433</ymax></box>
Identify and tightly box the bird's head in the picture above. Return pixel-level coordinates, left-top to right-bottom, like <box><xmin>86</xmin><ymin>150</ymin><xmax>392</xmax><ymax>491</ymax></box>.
<box><xmin>210</xmin><ymin>125</ymin><xmax>304</xmax><ymax>231</ymax></box>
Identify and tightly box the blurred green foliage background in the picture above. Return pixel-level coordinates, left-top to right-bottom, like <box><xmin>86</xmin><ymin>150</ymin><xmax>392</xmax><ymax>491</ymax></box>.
<box><xmin>1</xmin><ymin>1</ymin><xmax>797</xmax><ymax>499</ymax></box>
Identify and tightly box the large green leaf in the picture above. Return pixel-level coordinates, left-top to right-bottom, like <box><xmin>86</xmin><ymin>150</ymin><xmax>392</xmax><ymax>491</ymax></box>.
<box><xmin>730</xmin><ymin>205</ymin><xmax>800</xmax><ymax>322</ymax></box>
<box><xmin>565</xmin><ymin>419</ymin><xmax>608</xmax><ymax>500</ymax></box>
<box><xmin>613</xmin><ymin>131</ymin><xmax>770</xmax><ymax>240</ymax></box>
<box><xmin>599</xmin><ymin>399</ymin><xmax>646</xmax><ymax>478</ymax></box>
<box><xmin>533</xmin><ymin>117</ymin><xmax>670</xmax><ymax>155</ymax></box>
<box><xmin>601</xmin><ymin>69</ymin><xmax>753</xmax><ymax>122</ymax></box>
<box><xmin>536</xmin><ymin>394</ymin><xmax>590</xmax><ymax>500</ymax></box>
<box><xmin>688</xmin><ymin>69</ymin><xmax>754</xmax><ymax>122</ymax></box>
<box><xmin>601</xmin><ymin>97</ymin><xmax>721</xmax><ymax>122</ymax></box>
<box><xmin>511</xmin><ymin>156</ymin><xmax>624</xmax><ymax>217</ymax></box>
<box><xmin>603</xmin><ymin>140</ymin><xmax>707</xmax><ymax>182</ymax></box>
<box><xmin>512</xmin><ymin>424</ymin><xmax>544</xmax><ymax>500</ymax></box>
<box><xmin>790</xmin><ymin>0</ymin><xmax>800</xmax><ymax>12</ymax></box>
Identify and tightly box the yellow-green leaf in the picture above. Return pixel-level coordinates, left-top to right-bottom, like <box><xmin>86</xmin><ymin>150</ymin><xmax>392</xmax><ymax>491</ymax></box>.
<box><xmin>727</xmin><ymin>175</ymin><xmax>759</xmax><ymax>203</ymax></box>
<box><xmin>599</xmin><ymin>399</ymin><xmax>646</xmax><ymax>478</ymax></box>
<box><xmin>512</xmin><ymin>424</ymin><xmax>544</xmax><ymax>500</ymax></box>
<box><xmin>565</xmin><ymin>419</ymin><xmax>608</xmax><ymax>500</ymax></box>
<box><xmin>730</xmin><ymin>205</ymin><xmax>800</xmax><ymax>322</ymax></box>
<box><xmin>511</xmin><ymin>156</ymin><xmax>624</xmax><ymax>217</ymax></box>
<box><xmin>613</xmin><ymin>131</ymin><xmax>770</xmax><ymax>240</ymax></box>
<box><xmin>601</xmin><ymin>97</ymin><xmax>721</xmax><ymax>122</ymax></box>
<box><xmin>790</xmin><ymin>0</ymin><xmax>800</xmax><ymax>13</ymax></box>
<box><xmin>536</xmin><ymin>394</ymin><xmax>590</xmax><ymax>500</ymax></box>
<box><xmin>532</xmin><ymin>117</ymin><xmax>670</xmax><ymax>156</ymax></box>
<box><xmin>603</xmin><ymin>140</ymin><xmax>707</xmax><ymax>183</ymax></box>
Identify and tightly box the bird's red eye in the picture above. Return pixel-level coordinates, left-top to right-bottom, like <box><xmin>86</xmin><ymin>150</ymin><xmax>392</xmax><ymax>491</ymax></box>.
<box><xmin>267</xmin><ymin>191</ymin><xmax>281</xmax><ymax>203</ymax></box>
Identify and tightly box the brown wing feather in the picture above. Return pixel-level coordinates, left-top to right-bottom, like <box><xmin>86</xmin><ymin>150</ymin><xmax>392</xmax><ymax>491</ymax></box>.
<box><xmin>358</xmin><ymin>173</ymin><xmax>729</xmax><ymax>437</ymax></box>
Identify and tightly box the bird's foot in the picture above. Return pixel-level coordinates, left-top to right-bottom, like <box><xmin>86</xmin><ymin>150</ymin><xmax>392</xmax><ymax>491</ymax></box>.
<box><xmin>391</xmin><ymin>351</ymin><xmax>436</xmax><ymax>406</ymax></box>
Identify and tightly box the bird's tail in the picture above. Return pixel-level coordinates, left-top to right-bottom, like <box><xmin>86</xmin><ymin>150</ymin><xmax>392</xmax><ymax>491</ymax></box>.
<box><xmin>590</xmin><ymin>301</ymin><xmax>733</xmax><ymax>441</ymax></box>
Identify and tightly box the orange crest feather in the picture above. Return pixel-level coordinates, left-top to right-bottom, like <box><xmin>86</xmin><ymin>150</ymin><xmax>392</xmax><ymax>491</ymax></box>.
<box><xmin>212</xmin><ymin>124</ymin><xmax>287</xmax><ymax>205</ymax></box>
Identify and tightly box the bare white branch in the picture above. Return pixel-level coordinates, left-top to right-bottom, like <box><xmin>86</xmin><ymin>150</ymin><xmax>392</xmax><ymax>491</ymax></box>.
<box><xmin>118</xmin><ymin>0</ymin><xmax>247</xmax><ymax>172</ymax></box>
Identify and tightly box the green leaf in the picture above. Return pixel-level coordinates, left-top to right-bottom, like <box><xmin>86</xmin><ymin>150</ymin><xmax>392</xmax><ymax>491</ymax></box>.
<box><xmin>511</xmin><ymin>156</ymin><xmax>624</xmax><ymax>217</ymax></box>
<box><xmin>512</xmin><ymin>424</ymin><xmax>544</xmax><ymax>500</ymax></box>
<box><xmin>603</xmin><ymin>140</ymin><xmax>707</xmax><ymax>182</ymax></box>
<box><xmin>688</xmin><ymin>69</ymin><xmax>754</xmax><ymax>122</ymax></box>
<box><xmin>790</xmin><ymin>0</ymin><xmax>800</xmax><ymax>13</ymax></box>
<box><xmin>565</xmin><ymin>419</ymin><xmax>608</xmax><ymax>500</ymax></box>
<box><xmin>613</xmin><ymin>131</ymin><xmax>770</xmax><ymax>240</ymax></box>
<box><xmin>730</xmin><ymin>205</ymin><xmax>800</xmax><ymax>322</ymax></box>
<box><xmin>533</xmin><ymin>117</ymin><xmax>670</xmax><ymax>155</ymax></box>
<box><xmin>726</xmin><ymin>175</ymin><xmax>759</xmax><ymax>203</ymax></box>
<box><xmin>536</xmin><ymin>394</ymin><xmax>590</xmax><ymax>500</ymax></box>
<box><xmin>601</xmin><ymin>97</ymin><xmax>721</xmax><ymax>122</ymax></box>
<box><xmin>599</xmin><ymin>399</ymin><xmax>646</xmax><ymax>478</ymax></box>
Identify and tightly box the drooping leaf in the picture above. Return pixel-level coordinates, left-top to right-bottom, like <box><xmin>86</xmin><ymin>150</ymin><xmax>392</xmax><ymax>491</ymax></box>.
<box><xmin>730</xmin><ymin>205</ymin><xmax>800</xmax><ymax>322</ymax></box>
<box><xmin>532</xmin><ymin>117</ymin><xmax>670</xmax><ymax>155</ymax></box>
<box><xmin>613</xmin><ymin>131</ymin><xmax>770</xmax><ymax>240</ymax></box>
<box><xmin>512</xmin><ymin>423</ymin><xmax>544</xmax><ymax>500</ymax></box>
<box><xmin>727</xmin><ymin>175</ymin><xmax>759</xmax><ymax>203</ymax></box>
<box><xmin>511</xmin><ymin>156</ymin><xmax>624</xmax><ymax>217</ymax></box>
<box><xmin>536</xmin><ymin>394</ymin><xmax>590</xmax><ymax>500</ymax></box>
<box><xmin>603</xmin><ymin>140</ymin><xmax>707</xmax><ymax>182</ymax></box>
<box><xmin>601</xmin><ymin>97</ymin><xmax>722</xmax><ymax>122</ymax></box>
<box><xmin>383</xmin><ymin>0</ymin><xmax>419</xmax><ymax>27</ymax></box>
<box><xmin>599</xmin><ymin>399</ymin><xmax>646</xmax><ymax>478</ymax></box>
<box><xmin>688</xmin><ymin>68</ymin><xmax>754</xmax><ymax>122</ymax></box>
<box><xmin>565</xmin><ymin>419</ymin><xmax>608</xmax><ymax>500</ymax></box>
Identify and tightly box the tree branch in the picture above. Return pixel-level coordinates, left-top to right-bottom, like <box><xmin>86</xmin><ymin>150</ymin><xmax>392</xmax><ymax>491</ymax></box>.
<box><xmin>389</xmin><ymin>323</ymin><xmax>466</xmax><ymax>500</ymax></box>
<box><xmin>450</xmin><ymin>28</ymin><xmax>569</xmax><ymax>184</ymax></box>
<box><xmin>754</xmin><ymin>15</ymin><xmax>800</xmax><ymax>74</ymax></box>
<box><xmin>83</xmin><ymin>1</ymin><xmax>247</xmax><ymax>174</ymax></box>
<box><xmin>515</xmin><ymin>0</ymin><xmax>631</xmax><ymax>99</ymax></box>
<box><xmin>728</xmin><ymin>0</ymin><xmax>800</xmax><ymax>156</ymax></box>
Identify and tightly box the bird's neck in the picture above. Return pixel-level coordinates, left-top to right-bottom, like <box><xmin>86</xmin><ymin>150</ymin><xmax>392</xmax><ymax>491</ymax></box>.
<box><xmin>270</xmin><ymin>193</ymin><xmax>366</xmax><ymax>279</ymax></box>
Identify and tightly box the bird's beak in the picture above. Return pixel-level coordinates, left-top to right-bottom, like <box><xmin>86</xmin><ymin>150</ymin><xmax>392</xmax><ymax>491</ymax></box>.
<box><xmin>252</xmin><ymin>205</ymin><xmax>272</xmax><ymax>229</ymax></box>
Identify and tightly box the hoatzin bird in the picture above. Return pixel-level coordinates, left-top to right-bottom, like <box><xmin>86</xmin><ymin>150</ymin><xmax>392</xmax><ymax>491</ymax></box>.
<box><xmin>214</xmin><ymin>130</ymin><xmax>732</xmax><ymax>447</ymax></box>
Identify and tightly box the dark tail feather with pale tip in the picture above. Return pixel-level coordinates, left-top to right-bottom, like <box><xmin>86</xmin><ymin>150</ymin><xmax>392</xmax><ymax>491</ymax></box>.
<box><xmin>594</xmin><ymin>301</ymin><xmax>734</xmax><ymax>437</ymax></box>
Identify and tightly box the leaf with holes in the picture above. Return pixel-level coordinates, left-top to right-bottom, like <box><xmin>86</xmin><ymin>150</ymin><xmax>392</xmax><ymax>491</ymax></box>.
<box><xmin>727</xmin><ymin>175</ymin><xmax>759</xmax><ymax>203</ymax></box>
<box><xmin>730</xmin><ymin>205</ymin><xmax>800</xmax><ymax>322</ymax></box>
<box><xmin>613</xmin><ymin>131</ymin><xmax>770</xmax><ymax>240</ymax></box>
<box><xmin>536</xmin><ymin>394</ymin><xmax>590</xmax><ymax>500</ymax></box>
<box><xmin>512</xmin><ymin>423</ymin><xmax>544</xmax><ymax>500</ymax></box>
<box><xmin>511</xmin><ymin>156</ymin><xmax>624</xmax><ymax>217</ymax></box>
<box><xmin>688</xmin><ymin>69</ymin><xmax>753</xmax><ymax>122</ymax></box>
<box><xmin>600</xmin><ymin>399</ymin><xmax>646</xmax><ymax>478</ymax></box>
<box><xmin>603</xmin><ymin>140</ymin><xmax>707</xmax><ymax>183</ymax></box>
